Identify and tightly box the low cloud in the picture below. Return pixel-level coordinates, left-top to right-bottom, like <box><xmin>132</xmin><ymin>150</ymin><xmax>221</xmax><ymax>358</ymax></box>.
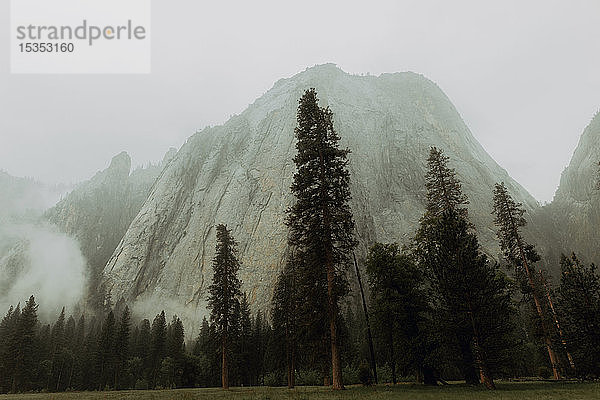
<box><xmin>0</xmin><ymin>222</ymin><xmax>87</xmax><ymax>319</ymax></box>
<box><xmin>131</xmin><ymin>293</ymin><xmax>208</xmax><ymax>339</ymax></box>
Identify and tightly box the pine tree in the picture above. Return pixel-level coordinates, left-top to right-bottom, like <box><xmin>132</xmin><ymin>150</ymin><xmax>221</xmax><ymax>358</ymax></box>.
<box><xmin>59</xmin><ymin>315</ymin><xmax>76</xmax><ymax>391</ymax></box>
<box><xmin>81</xmin><ymin>316</ymin><xmax>100</xmax><ymax>390</ymax></box>
<box><xmin>165</xmin><ymin>316</ymin><xmax>185</xmax><ymax>387</ymax></box>
<box><xmin>228</xmin><ymin>299</ymin><xmax>242</xmax><ymax>386</ymax></box>
<box><xmin>366</xmin><ymin>243</ymin><xmax>428</xmax><ymax>384</ymax></box>
<box><xmin>286</xmin><ymin>88</ymin><xmax>356</xmax><ymax>389</ymax></box>
<box><xmin>134</xmin><ymin>319</ymin><xmax>152</xmax><ymax>388</ymax></box>
<box><xmin>272</xmin><ymin>253</ymin><xmax>300</xmax><ymax>388</ymax></box>
<box><xmin>68</xmin><ymin>315</ymin><xmax>85</xmax><ymax>390</ymax></box>
<box><xmin>0</xmin><ymin>305</ymin><xmax>19</xmax><ymax>393</ymax></box>
<box><xmin>12</xmin><ymin>296</ymin><xmax>38</xmax><ymax>392</ymax></box>
<box><xmin>35</xmin><ymin>323</ymin><xmax>52</xmax><ymax>390</ymax></box>
<box><xmin>415</xmin><ymin>147</ymin><xmax>514</xmax><ymax>389</ymax></box>
<box><xmin>251</xmin><ymin>311</ymin><xmax>267</xmax><ymax>386</ymax></box>
<box><xmin>193</xmin><ymin>317</ymin><xmax>220</xmax><ymax>387</ymax></box>
<box><xmin>150</xmin><ymin>311</ymin><xmax>167</xmax><ymax>388</ymax></box>
<box><xmin>114</xmin><ymin>306</ymin><xmax>131</xmax><ymax>389</ymax></box>
<box><xmin>556</xmin><ymin>253</ymin><xmax>600</xmax><ymax>378</ymax></box>
<box><xmin>48</xmin><ymin>307</ymin><xmax>66</xmax><ymax>391</ymax></box>
<box><xmin>492</xmin><ymin>182</ymin><xmax>562</xmax><ymax>379</ymax></box>
<box><xmin>236</xmin><ymin>293</ymin><xmax>252</xmax><ymax>386</ymax></box>
<box><xmin>207</xmin><ymin>224</ymin><xmax>242</xmax><ymax>389</ymax></box>
<box><xmin>424</xmin><ymin>148</ymin><xmax>469</xmax><ymax>220</ymax></box>
<box><xmin>96</xmin><ymin>311</ymin><xmax>116</xmax><ymax>390</ymax></box>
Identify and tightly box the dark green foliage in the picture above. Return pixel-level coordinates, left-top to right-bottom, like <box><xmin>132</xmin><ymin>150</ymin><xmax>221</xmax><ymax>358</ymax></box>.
<box><xmin>271</xmin><ymin>253</ymin><xmax>300</xmax><ymax>387</ymax></box>
<box><xmin>0</xmin><ymin>305</ymin><xmax>19</xmax><ymax>392</ymax></box>
<box><xmin>492</xmin><ymin>183</ymin><xmax>544</xmax><ymax>292</ymax></box>
<box><xmin>234</xmin><ymin>293</ymin><xmax>252</xmax><ymax>386</ymax></box>
<box><xmin>358</xmin><ymin>361</ymin><xmax>372</xmax><ymax>386</ymax></box>
<box><xmin>207</xmin><ymin>224</ymin><xmax>242</xmax><ymax>337</ymax></box>
<box><xmin>251</xmin><ymin>311</ymin><xmax>268</xmax><ymax>385</ymax></box>
<box><xmin>12</xmin><ymin>296</ymin><xmax>38</xmax><ymax>392</ymax></box>
<box><xmin>366</xmin><ymin>243</ymin><xmax>429</xmax><ymax>384</ymax></box>
<box><xmin>424</xmin><ymin>147</ymin><xmax>469</xmax><ymax>220</ymax></box>
<box><xmin>97</xmin><ymin>311</ymin><xmax>116</xmax><ymax>390</ymax></box>
<box><xmin>557</xmin><ymin>253</ymin><xmax>600</xmax><ymax>378</ymax></box>
<box><xmin>492</xmin><ymin>182</ymin><xmax>561</xmax><ymax>378</ymax></box>
<box><xmin>150</xmin><ymin>311</ymin><xmax>167</xmax><ymax>388</ymax></box>
<box><xmin>114</xmin><ymin>306</ymin><xmax>131</xmax><ymax>389</ymax></box>
<box><xmin>492</xmin><ymin>183</ymin><xmax>529</xmax><ymax>265</ymax></box>
<box><xmin>164</xmin><ymin>316</ymin><xmax>185</xmax><ymax>388</ymax></box>
<box><xmin>133</xmin><ymin>318</ymin><xmax>152</xmax><ymax>385</ymax></box>
<box><xmin>285</xmin><ymin>88</ymin><xmax>356</xmax><ymax>389</ymax></box>
<box><xmin>192</xmin><ymin>317</ymin><xmax>221</xmax><ymax>387</ymax></box>
<box><xmin>415</xmin><ymin>148</ymin><xmax>515</xmax><ymax>387</ymax></box>
<box><xmin>206</xmin><ymin>224</ymin><xmax>243</xmax><ymax>388</ymax></box>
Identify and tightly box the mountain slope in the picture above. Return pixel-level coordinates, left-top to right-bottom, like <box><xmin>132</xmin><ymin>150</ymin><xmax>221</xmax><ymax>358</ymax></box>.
<box><xmin>537</xmin><ymin>112</ymin><xmax>600</xmax><ymax>266</ymax></box>
<box><xmin>101</xmin><ymin>64</ymin><xmax>538</xmax><ymax>325</ymax></box>
<box><xmin>46</xmin><ymin>150</ymin><xmax>175</xmax><ymax>307</ymax></box>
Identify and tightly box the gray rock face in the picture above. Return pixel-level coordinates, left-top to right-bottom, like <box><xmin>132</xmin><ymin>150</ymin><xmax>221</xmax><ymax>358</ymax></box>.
<box><xmin>101</xmin><ymin>64</ymin><xmax>538</xmax><ymax>327</ymax></box>
<box><xmin>537</xmin><ymin>112</ymin><xmax>600</xmax><ymax>266</ymax></box>
<box><xmin>46</xmin><ymin>151</ymin><xmax>168</xmax><ymax>289</ymax></box>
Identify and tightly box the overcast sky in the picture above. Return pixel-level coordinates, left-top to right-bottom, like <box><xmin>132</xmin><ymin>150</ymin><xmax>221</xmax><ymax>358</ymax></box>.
<box><xmin>1</xmin><ymin>0</ymin><xmax>599</xmax><ymax>202</ymax></box>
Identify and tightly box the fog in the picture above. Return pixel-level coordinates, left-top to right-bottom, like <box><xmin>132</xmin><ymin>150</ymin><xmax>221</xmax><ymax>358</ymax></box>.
<box><xmin>1</xmin><ymin>1</ymin><xmax>599</xmax><ymax>202</ymax></box>
<box><xmin>0</xmin><ymin>0</ymin><xmax>599</xmax><ymax>321</ymax></box>
<box><xmin>0</xmin><ymin>176</ymin><xmax>85</xmax><ymax>319</ymax></box>
<box><xmin>0</xmin><ymin>222</ymin><xmax>87</xmax><ymax>319</ymax></box>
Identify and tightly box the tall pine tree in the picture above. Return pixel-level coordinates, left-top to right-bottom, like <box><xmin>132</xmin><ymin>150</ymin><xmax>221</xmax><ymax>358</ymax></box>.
<box><xmin>415</xmin><ymin>147</ymin><xmax>514</xmax><ymax>390</ymax></box>
<box><xmin>492</xmin><ymin>182</ymin><xmax>561</xmax><ymax>379</ymax></box>
<box><xmin>0</xmin><ymin>305</ymin><xmax>19</xmax><ymax>393</ymax></box>
<box><xmin>150</xmin><ymin>311</ymin><xmax>167</xmax><ymax>388</ymax></box>
<box><xmin>272</xmin><ymin>252</ymin><xmax>300</xmax><ymax>388</ymax></box>
<box><xmin>96</xmin><ymin>310</ymin><xmax>116</xmax><ymax>390</ymax></box>
<box><xmin>12</xmin><ymin>296</ymin><xmax>38</xmax><ymax>392</ymax></box>
<box><xmin>207</xmin><ymin>224</ymin><xmax>242</xmax><ymax>389</ymax></box>
<box><xmin>114</xmin><ymin>306</ymin><xmax>131</xmax><ymax>389</ymax></box>
<box><xmin>286</xmin><ymin>88</ymin><xmax>356</xmax><ymax>389</ymax></box>
<box><xmin>366</xmin><ymin>243</ymin><xmax>428</xmax><ymax>384</ymax></box>
<box><xmin>556</xmin><ymin>253</ymin><xmax>600</xmax><ymax>378</ymax></box>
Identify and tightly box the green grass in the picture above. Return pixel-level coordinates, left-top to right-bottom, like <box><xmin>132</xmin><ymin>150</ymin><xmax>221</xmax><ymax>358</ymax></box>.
<box><xmin>1</xmin><ymin>382</ymin><xmax>598</xmax><ymax>400</ymax></box>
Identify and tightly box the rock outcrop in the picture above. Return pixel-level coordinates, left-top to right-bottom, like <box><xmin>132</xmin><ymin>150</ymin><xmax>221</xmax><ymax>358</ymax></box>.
<box><xmin>101</xmin><ymin>64</ymin><xmax>539</xmax><ymax>327</ymax></box>
<box><xmin>46</xmin><ymin>150</ymin><xmax>173</xmax><ymax>306</ymax></box>
<box><xmin>536</xmin><ymin>112</ymin><xmax>600</xmax><ymax>267</ymax></box>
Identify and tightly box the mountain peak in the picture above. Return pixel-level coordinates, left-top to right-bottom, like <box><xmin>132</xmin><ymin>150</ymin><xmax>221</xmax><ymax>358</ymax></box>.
<box><xmin>108</xmin><ymin>151</ymin><xmax>131</xmax><ymax>174</ymax></box>
<box><xmin>101</xmin><ymin>65</ymin><xmax>539</xmax><ymax>331</ymax></box>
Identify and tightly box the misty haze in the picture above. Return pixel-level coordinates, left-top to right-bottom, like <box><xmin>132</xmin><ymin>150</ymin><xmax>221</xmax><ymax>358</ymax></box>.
<box><xmin>1</xmin><ymin>0</ymin><xmax>599</xmax><ymax>398</ymax></box>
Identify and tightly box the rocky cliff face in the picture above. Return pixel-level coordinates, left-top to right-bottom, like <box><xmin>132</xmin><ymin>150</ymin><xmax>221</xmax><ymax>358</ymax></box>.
<box><xmin>46</xmin><ymin>150</ymin><xmax>173</xmax><ymax>306</ymax></box>
<box><xmin>101</xmin><ymin>64</ymin><xmax>539</xmax><ymax>326</ymax></box>
<box><xmin>536</xmin><ymin>112</ymin><xmax>600</xmax><ymax>267</ymax></box>
<box><xmin>0</xmin><ymin>151</ymin><xmax>172</xmax><ymax>314</ymax></box>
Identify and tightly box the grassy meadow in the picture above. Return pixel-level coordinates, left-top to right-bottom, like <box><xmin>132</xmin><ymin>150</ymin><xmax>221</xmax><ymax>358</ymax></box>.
<box><xmin>0</xmin><ymin>382</ymin><xmax>598</xmax><ymax>400</ymax></box>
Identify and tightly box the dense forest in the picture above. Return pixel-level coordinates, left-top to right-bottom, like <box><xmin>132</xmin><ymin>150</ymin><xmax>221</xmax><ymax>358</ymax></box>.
<box><xmin>1</xmin><ymin>89</ymin><xmax>599</xmax><ymax>393</ymax></box>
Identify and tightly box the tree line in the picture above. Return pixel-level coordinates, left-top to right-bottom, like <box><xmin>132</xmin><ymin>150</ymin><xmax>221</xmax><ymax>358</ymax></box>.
<box><xmin>1</xmin><ymin>88</ymin><xmax>599</xmax><ymax>393</ymax></box>
<box><xmin>267</xmin><ymin>88</ymin><xmax>600</xmax><ymax>390</ymax></box>
<box><xmin>0</xmin><ymin>294</ymin><xmax>275</xmax><ymax>393</ymax></box>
